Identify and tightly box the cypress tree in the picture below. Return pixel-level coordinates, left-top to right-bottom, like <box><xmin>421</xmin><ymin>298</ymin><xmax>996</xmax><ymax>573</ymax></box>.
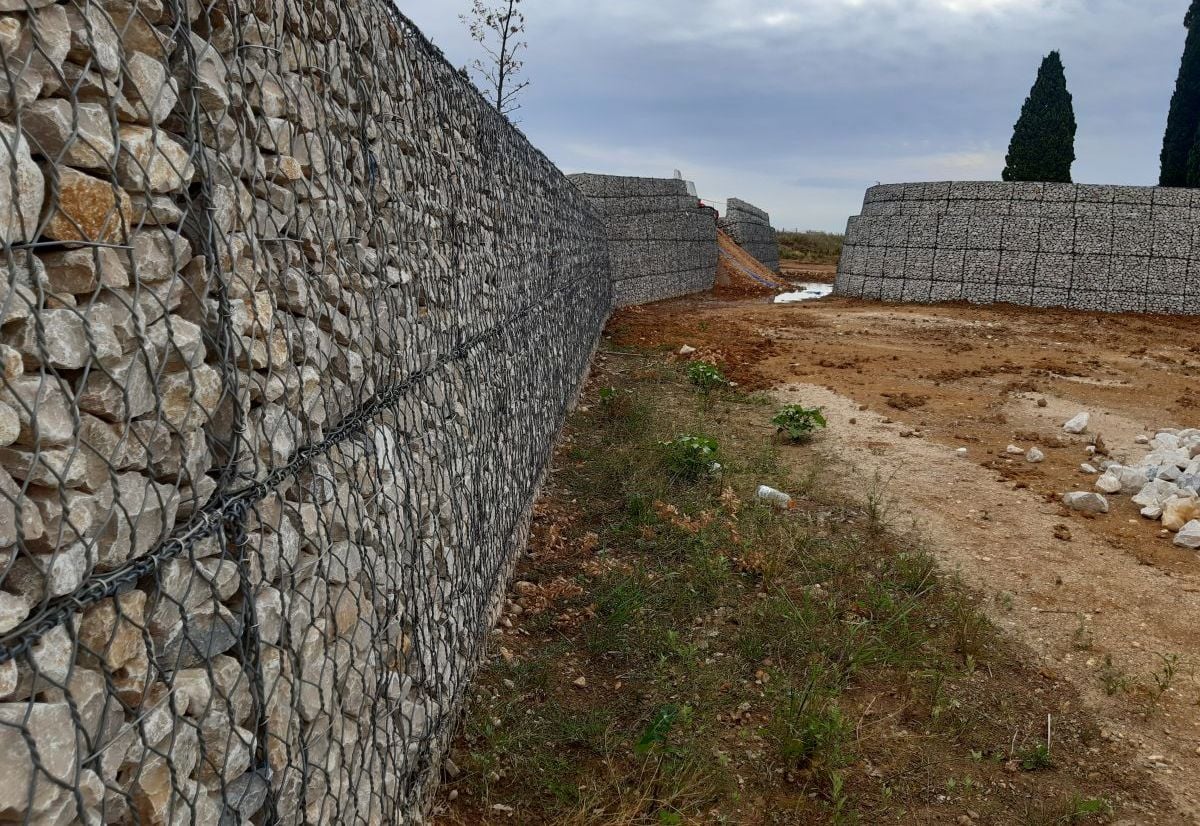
<box><xmin>1002</xmin><ymin>51</ymin><xmax>1077</xmax><ymax>183</ymax></box>
<box><xmin>1161</xmin><ymin>0</ymin><xmax>1200</xmax><ymax>187</ymax></box>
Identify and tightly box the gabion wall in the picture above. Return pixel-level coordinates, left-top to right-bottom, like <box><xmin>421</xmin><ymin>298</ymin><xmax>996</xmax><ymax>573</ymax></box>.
<box><xmin>0</xmin><ymin>1</ymin><xmax>610</xmax><ymax>824</ymax></box>
<box><xmin>570</xmin><ymin>173</ymin><xmax>717</xmax><ymax>307</ymax></box>
<box><xmin>719</xmin><ymin>198</ymin><xmax>780</xmax><ymax>273</ymax></box>
<box><xmin>837</xmin><ymin>181</ymin><xmax>1200</xmax><ymax>314</ymax></box>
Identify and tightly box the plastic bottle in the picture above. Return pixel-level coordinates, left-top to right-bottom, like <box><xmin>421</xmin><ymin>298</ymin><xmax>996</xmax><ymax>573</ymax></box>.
<box><xmin>756</xmin><ymin>485</ymin><xmax>792</xmax><ymax>509</ymax></box>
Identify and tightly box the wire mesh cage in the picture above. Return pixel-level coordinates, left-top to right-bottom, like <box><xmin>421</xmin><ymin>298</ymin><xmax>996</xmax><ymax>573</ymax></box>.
<box><xmin>0</xmin><ymin>0</ymin><xmax>610</xmax><ymax>823</ymax></box>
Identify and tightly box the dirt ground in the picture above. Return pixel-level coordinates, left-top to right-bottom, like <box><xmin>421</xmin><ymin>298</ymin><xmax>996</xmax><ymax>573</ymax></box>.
<box><xmin>779</xmin><ymin>261</ymin><xmax>838</xmax><ymax>281</ymax></box>
<box><xmin>608</xmin><ymin>295</ymin><xmax>1200</xmax><ymax>822</ymax></box>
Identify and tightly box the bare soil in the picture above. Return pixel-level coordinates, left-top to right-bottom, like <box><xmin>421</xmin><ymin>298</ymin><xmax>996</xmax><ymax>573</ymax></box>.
<box><xmin>608</xmin><ymin>295</ymin><xmax>1200</xmax><ymax>822</ymax></box>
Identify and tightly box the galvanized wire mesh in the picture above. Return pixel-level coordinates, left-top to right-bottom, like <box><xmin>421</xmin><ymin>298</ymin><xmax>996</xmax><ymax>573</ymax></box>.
<box><xmin>0</xmin><ymin>0</ymin><xmax>610</xmax><ymax>823</ymax></box>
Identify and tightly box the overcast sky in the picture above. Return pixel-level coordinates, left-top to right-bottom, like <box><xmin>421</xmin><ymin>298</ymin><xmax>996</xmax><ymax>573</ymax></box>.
<box><xmin>400</xmin><ymin>1</ymin><xmax>1189</xmax><ymax>231</ymax></box>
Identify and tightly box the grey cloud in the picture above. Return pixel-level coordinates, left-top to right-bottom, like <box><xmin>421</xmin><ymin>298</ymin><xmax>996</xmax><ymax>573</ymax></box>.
<box><xmin>400</xmin><ymin>0</ymin><xmax>1191</xmax><ymax>230</ymax></box>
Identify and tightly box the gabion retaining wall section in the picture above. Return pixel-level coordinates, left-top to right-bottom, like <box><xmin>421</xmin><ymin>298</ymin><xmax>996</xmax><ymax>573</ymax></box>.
<box><xmin>0</xmin><ymin>2</ymin><xmax>610</xmax><ymax>824</ymax></box>
<box><xmin>836</xmin><ymin>181</ymin><xmax>1200</xmax><ymax>314</ymax></box>
<box><xmin>570</xmin><ymin>173</ymin><xmax>718</xmax><ymax>307</ymax></box>
<box><xmin>719</xmin><ymin>198</ymin><xmax>780</xmax><ymax>273</ymax></box>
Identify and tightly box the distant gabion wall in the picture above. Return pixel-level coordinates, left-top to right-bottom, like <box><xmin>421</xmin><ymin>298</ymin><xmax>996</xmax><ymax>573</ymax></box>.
<box><xmin>0</xmin><ymin>2</ymin><xmax>610</xmax><ymax>824</ymax></box>
<box><xmin>570</xmin><ymin>173</ymin><xmax>718</xmax><ymax>306</ymax></box>
<box><xmin>837</xmin><ymin>181</ymin><xmax>1200</xmax><ymax>314</ymax></box>
<box><xmin>719</xmin><ymin>198</ymin><xmax>780</xmax><ymax>272</ymax></box>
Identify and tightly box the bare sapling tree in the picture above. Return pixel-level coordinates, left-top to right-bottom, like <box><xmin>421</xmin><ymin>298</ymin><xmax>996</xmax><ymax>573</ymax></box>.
<box><xmin>461</xmin><ymin>0</ymin><xmax>529</xmax><ymax>116</ymax></box>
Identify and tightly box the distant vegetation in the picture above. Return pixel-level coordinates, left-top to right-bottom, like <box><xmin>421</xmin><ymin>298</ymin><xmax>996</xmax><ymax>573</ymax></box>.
<box><xmin>776</xmin><ymin>230</ymin><xmax>844</xmax><ymax>264</ymax></box>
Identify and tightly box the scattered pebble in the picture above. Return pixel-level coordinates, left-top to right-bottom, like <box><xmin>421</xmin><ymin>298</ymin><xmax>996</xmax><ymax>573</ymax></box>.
<box><xmin>1006</xmin><ymin>444</ymin><xmax>1024</xmax><ymax>455</ymax></box>
<box><xmin>679</xmin><ymin>345</ymin><xmax>696</xmax><ymax>356</ymax></box>
<box><xmin>1080</xmin><ymin>463</ymin><xmax>1098</xmax><ymax>474</ymax></box>
<box><xmin>956</xmin><ymin>447</ymin><xmax>969</xmax><ymax>457</ymax></box>
<box><xmin>572</xmin><ymin>676</ymin><xmax>587</xmax><ymax>688</ymax></box>
<box><xmin>1026</xmin><ymin>447</ymin><xmax>1045</xmax><ymax>463</ymax></box>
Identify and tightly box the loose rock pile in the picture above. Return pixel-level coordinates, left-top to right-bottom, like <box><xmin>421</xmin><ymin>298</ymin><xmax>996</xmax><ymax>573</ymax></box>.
<box><xmin>1061</xmin><ymin>420</ymin><xmax>1200</xmax><ymax>547</ymax></box>
<box><xmin>0</xmin><ymin>1</ymin><xmax>610</xmax><ymax>824</ymax></box>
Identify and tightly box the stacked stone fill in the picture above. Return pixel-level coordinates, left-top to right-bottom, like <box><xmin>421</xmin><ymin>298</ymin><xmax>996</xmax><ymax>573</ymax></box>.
<box><xmin>837</xmin><ymin>181</ymin><xmax>1200</xmax><ymax>314</ymax></box>
<box><xmin>570</xmin><ymin>173</ymin><xmax>717</xmax><ymax>307</ymax></box>
<box><xmin>0</xmin><ymin>1</ymin><xmax>610</xmax><ymax>823</ymax></box>
<box><xmin>719</xmin><ymin>198</ymin><xmax>779</xmax><ymax>273</ymax></box>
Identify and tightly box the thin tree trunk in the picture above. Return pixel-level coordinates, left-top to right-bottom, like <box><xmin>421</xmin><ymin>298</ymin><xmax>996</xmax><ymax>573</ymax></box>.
<box><xmin>495</xmin><ymin>0</ymin><xmax>515</xmax><ymax>111</ymax></box>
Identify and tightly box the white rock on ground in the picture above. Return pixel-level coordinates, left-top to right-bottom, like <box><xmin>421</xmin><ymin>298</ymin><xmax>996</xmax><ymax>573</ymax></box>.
<box><xmin>1174</xmin><ymin>520</ymin><xmax>1200</xmax><ymax>549</ymax></box>
<box><xmin>1026</xmin><ymin>447</ymin><xmax>1045</xmax><ymax>463</ymax></box>
<box><xmin>1006</xmin><ymin>444</ymin><xmax>1024</xmax><ymax>455</ymax></box>
<box><xmin>1063</xmin><ymin>491</ymin><xmax>1109</xmax><ymax>514</ymax></box>
<box><xmin>1064</xmin><ymin>412</ymin><xmax>1090</xmax><ymax>434</ymax></box>
<box><xmin>1076</xmin><ymin>426</ymin><xmax>1200</xmax><ymax>531</ymax></box>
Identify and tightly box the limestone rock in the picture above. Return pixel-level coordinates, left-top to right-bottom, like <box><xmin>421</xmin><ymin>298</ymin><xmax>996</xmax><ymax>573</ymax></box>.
<box><xmin>154</xmin><ymin>599</ymin><xmax>241</xmax><ymax>673</ymax></box>
<box><xmin>1026</xmin><ymin>447</ymin><xmax>1045</xmax><ymax>463</ymax></box>
<box><xmin>78</xmin><ymin>353</ymin><xmax>158</xmax><ymax>422</ymax></box>
<box><xmin>175</xmin><ymin>32</ymin><xmax>230</xmax><ymax>114</ymax></box>
<box><xmin>1174</xmin><ymin>520</ymin><xmax>1200</xmax><ymax>549</ymax></box>
<box><xmin>129</xmin><ymin>193</ymin><xmax>184</xmax><ymax>226</ymax></box>
<box><xmin>1163</xmin><ymin>496</ymin><xmax>1200</xmax><ymax>532</ymax></box>
<box><xmin>0</xmin><ymin>590</ymin><xmax>29</xmax><ymax>634</ymax></box>
<box><xmin>20</xmin><ymin>99</ymin><xmax>117</xmax><ymax>170</ymax></box>
<box><xmin>0</xmin><ymin>702</ymin><xmax>78</xmax><ymax>817</ymax></box>
<box><xmin>1063</xmin><ymin>412</ymin><xmax>1090</xmax><ymax>434</ymax></box>
<box><xmin>116</xmin><ymin>125</ymin><xmax>195</xmax><ymax>193</ymax></box>
<box><xmin>39</xmin><ymin>246</ymin><xmax>130</xmax><ymax>293</ymax></box>
<box><xmin>64</xmin><ymin>2</ymin><xmax>121</xmax><ymax>78</ymax></box>
<box><xmin>5</xmin><ymin>307</ymin><xmax>122</xmax><ymax>370</ymax></box>
<box><xmin>0</xmin><ymin>464</ymin><xmax>44</xmax><ymax>546</ymax></box>
<box><xmin>0</xmin><ymin>122</ymin><xmax>44</xmax><ymax>243</ymax></box>
<box><xmin>158</xmin><ymin>363</ymin><xmax>221</xmax><ymax>429</ymax></box>
<box><xmin>131</xmin><ymin>229</ymin><xmax>191</xmax><ymax>282</ymax></box>
<box><xmin>1062</xmin><ymin>491</ymin><xmax>1109</xmax><ymax>514</ymax></box>
<box><xmin>78</xmin><ymin>591</ymin><xmax>147</xmax><ymax>674</ymax></box>
<box><xmin>123</xmin><ymin>51</ymin><xmax>178</xmax><ymax>126</ymax></box>
<box><xmin>0</xmin><ymin>400</ymin><xmax>16</xmax><ymax>447</ymax></box>
<box><xmin>1</xmin><ymin>374</ymin><xmax>76</xmax><ymax>446</ymax></box>
<box><xmin>91</xmin><ymin>472</ymin><xmax>179</xmax><ymax>567</ymax></box>
<box><xmin>40</xmin><ymin>166</ymin><xmax>132</xmax><ymax>242</ymax></box>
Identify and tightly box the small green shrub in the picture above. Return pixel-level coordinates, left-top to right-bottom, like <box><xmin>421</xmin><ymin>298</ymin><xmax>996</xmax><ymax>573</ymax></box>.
<box><xmin>773</xmin><ymin>405</ymin><xmax>828</xmax><ymax>442</ymax></box>
<box><xmin>1018</xmin><ymin>742</ymin><xmax>1053</xmax><ymax>771</ymax></box>
<box><xmin>661</xmin><ymin>435</ymin><xmax>720</xmax><ymax>481</ymax></box>
<box><xmin>686</xmin><ymin>362</ymin><xmax>727</xmax><ymax>394</ymax></box>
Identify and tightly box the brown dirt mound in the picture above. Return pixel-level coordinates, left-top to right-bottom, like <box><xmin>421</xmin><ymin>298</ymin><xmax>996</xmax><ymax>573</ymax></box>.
<box><xmin>714</xmin><ymin>229</ymin><xmax>789</xmax><ymax>297</ymax></box>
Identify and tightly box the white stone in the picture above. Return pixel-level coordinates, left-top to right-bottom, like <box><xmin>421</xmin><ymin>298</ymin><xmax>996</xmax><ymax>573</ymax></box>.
<box><xmin>1063</xmin><ymin>412</ymin><xmax>1090</xmax><ymax>434</ymax></box>
<box><xmin>122</xmin><ymin>51</ymin><xmax>178</xmax><ymax>126</ymax></box>
<box><xmin>1080</xmin><ymin>463</ymin><xmax>1098</xmax><ymax>474</ymax></box>
<box><xmin>1173</xmin><ymin>520</ymin><xmax>1200</xmax><ymax>549</ymax></box>
<box><xmin>0</xmin><ymin>122</ymin><xmax>44</xmax><ymax>243</ymax></box>
<box><xmin>0</xmin><ymin>591</ymin><xmax>29</xmax><ymax>634</ymax></box>
<box><xmin>116</xmin><ymin>125</ymin><xmax>195</xmax><ymax>193</ymax></box>
<box><xmin>0</xmin><ymin>401</ymin><xmax>16</xmax><ymax>447</ymax></box>
<box><xmin>1062</xmin><ymin>491</ymin><xmax>1109</xmax><ymax>514</ymax></box>
<box><xmin>1095</xmin><ymin>472</ymin><xmax>1122</xmax><ymax>495</ymax></box>
<box><xmin>1026</xmin><ymin>447</ymin><xmax>1045</xmax><ymax>463</ymax></box>
<box><xmin>0</xmin><ymin>702</ymin><xmax>78</xmax><ymax>816</ymax></box>
<box><xmin>1005</xmin><ymin>444</ymin><xmax>1024</xmax><ymax>455</ymax></box>
<box><xmin>1141</xmin><ymin>505</ymin><xmax>1164</xmax><ymax>520</ymax></box>
<box><xmin>21</xmin><ymin>99</ymin><xmax>117</xmax><ymax>170</ymax></box>
<box><xmin>1132</xmin><ymin>479</ymin><xmax>1180</xmax><ymax>509</ymax></box>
